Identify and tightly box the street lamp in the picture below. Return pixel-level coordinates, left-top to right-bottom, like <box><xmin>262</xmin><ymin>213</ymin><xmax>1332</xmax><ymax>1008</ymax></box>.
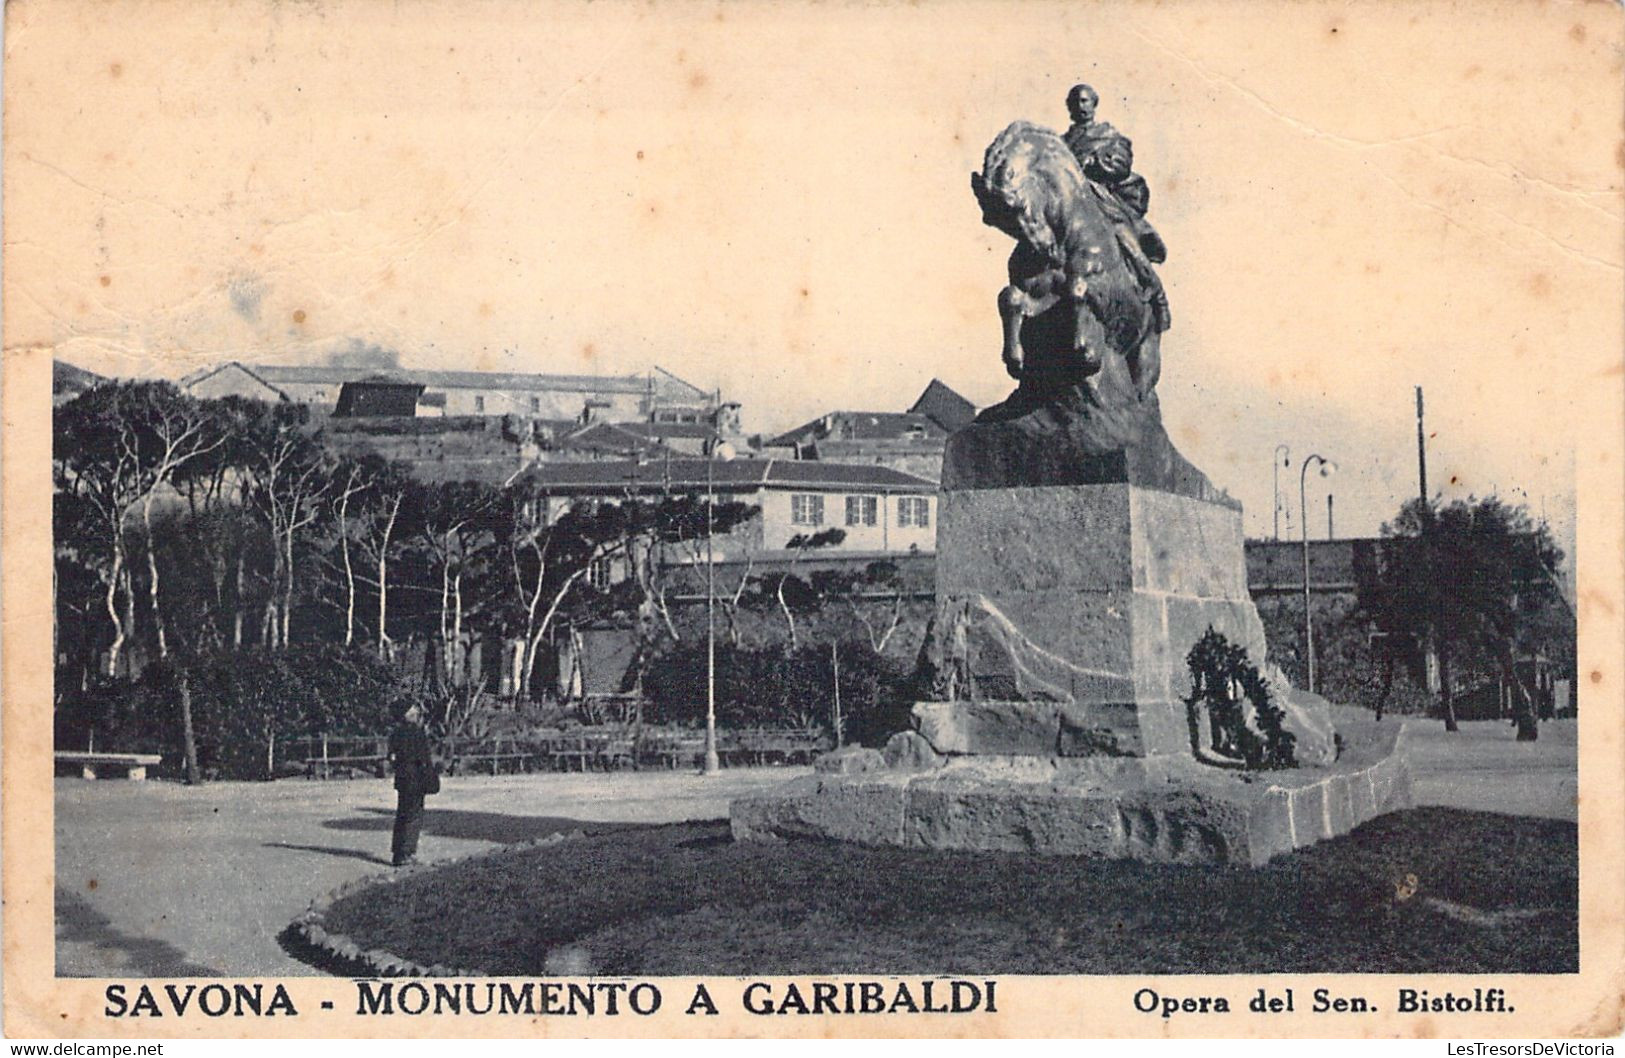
<box><xmin>1272</xmin><ymin>444</ymin><xmax>1291</xmax><ymax>540</ymax></box>
<box><xmin>1300</xmin><ymin>454</ymin><xmax>1337</xmax><ymax>693</ymax></box>
<box><xmin>703</xmin><ymin>438</ymin><xmax>737</xmax><ymax>776</ymax></box>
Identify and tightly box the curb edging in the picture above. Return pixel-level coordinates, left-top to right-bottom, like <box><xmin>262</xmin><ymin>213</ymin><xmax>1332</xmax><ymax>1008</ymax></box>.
<box><xmin>286</xmin><ymin>829</ymin><xmax>585</xmax><ymax>978</ymax></box>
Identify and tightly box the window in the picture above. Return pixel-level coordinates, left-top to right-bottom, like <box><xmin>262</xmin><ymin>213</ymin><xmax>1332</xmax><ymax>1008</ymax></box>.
<box><xmin>845</xmin><ymin>495</ymin><xmax>878</xmax><ymax>527</ymax></box>
<box><xmin>474</xmin><ymin>395</ymin><xmax>486</xmax><ymax>413</ymax></box>
<box><xmin>529</xmin><ymin>396</ymin><xmax>541</xmax><ymax>413</ymax></box>
<box><xmin>588</xmin><ymin>556</ymin><xmax>613</xmax><ymax>590</ymax></box>
<box><xmin>898</xmin><ymin>496</ymin><xmax>930</xmax><ymax>528</ymax></box>
<box><xmin>790</xmin><ymin>494</ymin><xmax>825</xmax><ymax>526</ymax></box>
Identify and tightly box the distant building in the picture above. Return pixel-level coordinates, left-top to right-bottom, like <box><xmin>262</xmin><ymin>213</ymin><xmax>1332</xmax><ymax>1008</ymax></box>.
<box><xmin>1245</xmin><ymin>538</ymin><xmax>1371</xmax><ymax>596</ymax></box>
<box><xmin>1245</xmin><ymin>534</ymin><xmax>1561</xmax><ymax>598</ymax></box>
<box><xmin>322</xmin><ymin>416</ymin><xmax>550</xmax><ymax>485</ymax></box>
<box><xmin>180</xmin><ymin>361</ymin><xmax>720</xmax><ymax>423</ymax></box>
<box><xmin>908</xmin><ymin>378</ymin><xmax>978</xmax><ymax>433</ymax></box>
<box><xmin>764</xmin><ymin>379</ymin><xmax>975</xmax><ymax>483</ymax></box>
<box><xmin>332</xmin><ymin>376</ymin><xmax>425</xmax><ymax>418</ymax></box>
<box><xmin>319</xmin><ymin>403</ymin><xmax>751</xmax><ymax>484</ymax></box>
<box><xmin>517</xmin><ymin>458</ymin><xmax>938</xmax><ymax>565</ymax></box>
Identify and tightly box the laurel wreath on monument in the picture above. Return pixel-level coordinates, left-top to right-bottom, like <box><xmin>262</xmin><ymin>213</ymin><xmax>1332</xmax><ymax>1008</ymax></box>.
<box><xmin>1184</xmin><ymin>628</ymin><xmax>1298</xmax><ymax>770</ymax></box>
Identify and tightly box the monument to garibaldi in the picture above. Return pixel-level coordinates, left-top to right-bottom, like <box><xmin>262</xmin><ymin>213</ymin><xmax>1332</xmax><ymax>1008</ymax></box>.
<box><xmin>732</xmin><ymin>88</ymin><xmax>1412</xmax><ymax>866</ymax></box>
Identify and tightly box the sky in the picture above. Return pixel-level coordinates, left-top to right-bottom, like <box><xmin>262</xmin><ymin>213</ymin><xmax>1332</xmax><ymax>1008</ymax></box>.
<box><xmin>7</xmin><ymin>0</ymin><xmax>1621</xmax><ymax>553</ymax></box>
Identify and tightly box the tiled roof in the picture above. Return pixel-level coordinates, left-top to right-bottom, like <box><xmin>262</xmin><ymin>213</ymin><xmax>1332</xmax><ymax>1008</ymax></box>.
<box><xmin>187</xmin><ymin>361</ymin><xmax>713</xmax><ymax>398</ymax></box>
<box><xmin>909</xmin><ymin>378</ymin><xmax>978</xmax><ymax>432</ymax></box>
<box><xmin>517</xmin><ymin>458</ymin><xmax>936</xmax><ymax>493</ymax></box>
<box><xmin>765</xmin><ymin>460</ymin><xmax>937</xmax><ymax>489</ymax></box>
<box><xmin>178</xmin><ymin>362</ymin><xmax>290</xmax><ymax>398</ymax></box>
<box><xmin>554</xmin><ymin>422</ymin><xmax>679</xmax><ymax>458</ymax></box>
<box><xmin>252</xmin><ymin>364</ymin><xmax>655</xmax><ymax>393</ymax></box>
<box><xmin>614</xmin><ymin>421</ymin><xmax>719</xmax><ymax>440</ymax></box>
<box><xmin>767</xmin><ymin>411</ymin><xmax>947</xmax><ymax>447</ymax></box>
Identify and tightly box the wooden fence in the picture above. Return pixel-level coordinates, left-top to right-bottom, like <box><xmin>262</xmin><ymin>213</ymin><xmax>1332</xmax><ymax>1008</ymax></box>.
<box><xmin>282</xmin><ymin>726</ymin><xmax>829</xmax><ymax>779</ymax></box>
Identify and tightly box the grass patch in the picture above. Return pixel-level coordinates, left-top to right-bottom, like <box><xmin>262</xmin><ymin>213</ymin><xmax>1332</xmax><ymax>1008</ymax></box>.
<box><xmin>317</xmin><ymin>807</ymin><xmax>1576</xmax><ymax>976</ymax></box>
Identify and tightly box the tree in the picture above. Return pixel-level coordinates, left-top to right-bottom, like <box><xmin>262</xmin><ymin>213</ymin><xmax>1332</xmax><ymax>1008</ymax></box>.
<box><xmin>54</xmin><ymin>486</ymin><xmax>111</xmax><ymax>694</ymax></box>
<box><xmin>815</xmin><ymin>559</ymin><xmax>911</xmax><ymax>654</ymax></box>
<box><xmin>757</xmin><ymin>528</ymin><xmax>846</xmax><ymax>648</ymax></box>
<box><xmin>414</xmin><ymin>478</ymin><xmax>501</xmax><ymax>687</ymax></box>
<box><xmin>54</xmin><ymin>382</ymin><xmax>230</xmax><ymax>675</ymax></box>
<box><xmin>348</xmin><ymin>459</ymin><xmax>416</xmax><ymax>659</ymax></box>
<box><xmin>489</xmin><ymin>488</ymin><xmax>626</xmax><ymax>701</ymax></box>
<box><xmin>1365</xmin><ymin>495</ymin><xmax>1568</xmax><ymax>739</ymax></box>
<box><xmin>664</xmin><ymin>499</ymin><xmax>765</xmax><ymax>648</ymax></box>
<box><xmin>321</xmin><ymin>456</ymin><xmax>376</xmax><ymax>648</ymax></box>
<box><xmin>236</xmin><ymin>402</ymin><xmax>330</xmax><ymax>649</ymax></box>
<box><xmin>595</xmin><ymin>492</ymin><xmax>759</xmax><ymax>708</ymax></box>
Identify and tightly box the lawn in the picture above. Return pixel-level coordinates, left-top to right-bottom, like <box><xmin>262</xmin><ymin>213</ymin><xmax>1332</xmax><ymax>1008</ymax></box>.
<box><xmin>315</xmin><ymin>808</ymin><xmax>1576</xmax><ymax>976</ymax></box>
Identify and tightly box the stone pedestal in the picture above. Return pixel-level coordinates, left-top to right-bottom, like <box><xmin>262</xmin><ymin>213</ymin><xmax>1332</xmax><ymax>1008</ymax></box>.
<box><xmin>924</xmin><ymin>482</ymin><xmax>1282</xmax><ymax>759</ymax></box>
<box><xmin>730</xmin><ymin>479</ymin><xmax>1407</xmax><ymax>866</ymax></box>
<box><xmin>731</xmin><ymin>709</ymin><xmax>1410</xmax><ymax>867</ymax></box>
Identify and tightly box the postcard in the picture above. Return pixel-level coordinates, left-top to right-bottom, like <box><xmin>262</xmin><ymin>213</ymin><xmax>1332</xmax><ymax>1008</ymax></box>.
<box><xmin>5</xmin><ymin>0</ymin><xmax>1621</xmax><ymax>1040</ymax></box>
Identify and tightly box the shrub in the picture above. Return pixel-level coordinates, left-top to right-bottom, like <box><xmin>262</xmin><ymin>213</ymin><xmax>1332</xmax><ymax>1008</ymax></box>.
<box><xmin>641</xmin><ymin>639</ymin><xmax>913</xmax><ymax>744</ymax></box>
<box><xmin>55</xmin><ymin>645</ymin><xmax>418</xmax><ymax>780</ymax></box>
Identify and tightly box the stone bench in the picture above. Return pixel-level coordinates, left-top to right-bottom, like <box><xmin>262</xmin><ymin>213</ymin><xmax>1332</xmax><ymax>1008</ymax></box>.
<box><xmin>55</xmin><ymin>751</ymin><xmax>163</xmax><ymax>781</ymax></box>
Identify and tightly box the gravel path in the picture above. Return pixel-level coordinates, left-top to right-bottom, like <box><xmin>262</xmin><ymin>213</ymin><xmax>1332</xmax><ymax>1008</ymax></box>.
<box><xmin>55</xmin><ymin>767</ymin><xmax>807</xmax><ymax>977</ymax></box>
<box><xmin>54</xmin><ymin>718</ymin><xmax>1578</xmax><ymax>977</ymax></box>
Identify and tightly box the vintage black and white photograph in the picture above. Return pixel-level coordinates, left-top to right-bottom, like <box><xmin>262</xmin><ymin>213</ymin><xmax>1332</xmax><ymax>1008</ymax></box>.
<box><xmin>6</xmin><ymin>0</ymin><xmax>1621</xmax><ymax>1039</ymax></box>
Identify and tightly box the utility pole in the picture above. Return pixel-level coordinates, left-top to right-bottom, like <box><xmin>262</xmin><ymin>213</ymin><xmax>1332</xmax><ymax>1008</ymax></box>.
<box><xmin>1415</xmin><ymin>386</ymin><xmax>1428</xmax><ymax>504</ymax></box>
<box><xmin>1300</xmin><ymin>454</ymin><xmax>1337</xmax><ymax>693</ymax></box>
<box><xmin>831</xmin><ymin>641</ymin><xmax>843</xmax><ymax>748</ymax></box>
<box><xmin>1326</xmin><ymin>493</ymin><xmax>1334</xmax><ymax>540</ymax></box>
<box><xmin>1273</xmin><ymin>444</ymin><xmax>1290</xmax><ymax>540</ymax></box>
<box><xmin>1415</xmin><ymin>384</ymin><xmax>1442</xmax><ymax>699</ymax></box>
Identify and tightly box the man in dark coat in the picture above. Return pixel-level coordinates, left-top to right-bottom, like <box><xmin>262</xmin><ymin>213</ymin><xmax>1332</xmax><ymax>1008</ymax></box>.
<box><xmin>388</xmin><ymin>699</ymin><xmax>438</xmax><ymax>867</ymax></box>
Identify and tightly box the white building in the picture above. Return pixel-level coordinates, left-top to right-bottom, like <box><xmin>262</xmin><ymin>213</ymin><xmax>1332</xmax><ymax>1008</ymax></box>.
<box><xmin>518</xmin><ymin>457</ymin><xmax>938</xmax><ymax>562</ymax></box>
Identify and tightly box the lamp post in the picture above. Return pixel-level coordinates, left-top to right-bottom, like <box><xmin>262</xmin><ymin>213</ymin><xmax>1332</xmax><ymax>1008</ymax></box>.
<box><xmin>1273</xmin><ymin>444</ymin><xmax>1290</xmax><ymax>540</ymax></box>
<box><xmin>703</xmin><ymin>439</ymin><xmax>736</xmax><ymax>776</ymax></box>
<box><xmin>1300</xmin><ymin>454</ymin><xmax>1337</xmax><ymax>693</ymax></box>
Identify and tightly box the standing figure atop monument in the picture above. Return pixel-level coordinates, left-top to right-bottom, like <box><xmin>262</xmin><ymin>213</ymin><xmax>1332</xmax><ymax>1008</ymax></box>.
<box><xmin>1063</xmin><ymin>84</ymin><xmax>1170</xmax><ymax>331</ymax></box>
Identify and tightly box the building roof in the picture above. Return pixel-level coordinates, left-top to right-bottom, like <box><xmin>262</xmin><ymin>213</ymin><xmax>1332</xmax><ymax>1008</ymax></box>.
<box><xmin>181</xmin><ymin>360</ymin><xmax>713</xmax><ymax>399</ymax></box>
<box><xmin>766</xmin><ymin>411</ymin><xmax>947</xmax><ymax>448</ymax></box>
<box><xmin>552</xmin><ymin>422</ymin><xmax>680</xmax><ymax>459</ymax></box>
<box><xmin>517</xmin><ymin>458</ymin><xmax>937</xmax><ymax>493</ymax></box>
<box><xmin>178</xmin><ymin>362</ymin><xmax>291</xmax><ymax>400</ymax></box>
<box><xmin>333</xmin><ymin>377</ymin><xmax>427</xmax><ymax>418</ymax></box>
<box><xmin>908</xmin><ymin>378</ymin><xmax>978</xmax><ymax>432</ymax></box>
<box><xmin>613</xmin><ymin>421</ymin><xmax>720</xmax><ymax>441</ymax></box>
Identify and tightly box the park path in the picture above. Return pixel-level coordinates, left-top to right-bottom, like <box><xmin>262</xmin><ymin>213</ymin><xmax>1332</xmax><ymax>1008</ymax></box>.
<box><xmin>55</xmin><ymin>766</ymin><xmax>806</xmax><ymax>978</ymax></box>
<box><xmin>54</xmin><ymin>718</ymin><xmax>1577</xmax><ymax>978</ymax></box>
<box><xmin>1401</xmin><ymin>715</ymin><xmax>1577</xmax><ymax>821</ymax></box>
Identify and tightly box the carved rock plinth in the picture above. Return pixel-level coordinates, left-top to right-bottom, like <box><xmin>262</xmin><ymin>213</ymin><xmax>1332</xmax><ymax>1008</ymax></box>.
<box><xmin>730</xmin><ymin>711</ymin><xmax>1410</xmax><ymax>867</ymax></box>
<box><xmin>730</xmin><ymin>479</ymin><xmax>1406</xmax><ymax>866</ymax></box>
<box><xmin>920</xmin><ymin>482</ymin><xmax>1317</xmax><ymax>759</ymax></box>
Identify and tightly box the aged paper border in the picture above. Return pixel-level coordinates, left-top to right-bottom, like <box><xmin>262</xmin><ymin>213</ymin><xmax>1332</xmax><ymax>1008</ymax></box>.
<box><xmin>5</xmin><ymin>0</ymin><xmax>1623</xmax><ymax>1039</ymax></box>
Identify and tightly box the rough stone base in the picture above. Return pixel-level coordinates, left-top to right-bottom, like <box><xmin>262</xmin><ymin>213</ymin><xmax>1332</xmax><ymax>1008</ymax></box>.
<box><xmin>919</xmin><ymin>483</ymin><xmax>1338</xmax><ymax>764</ymax></box>
<box><xmin>730</xmin><ymin>711</ymin><xmax>1410</xmax><ymax>867</ymax></box>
